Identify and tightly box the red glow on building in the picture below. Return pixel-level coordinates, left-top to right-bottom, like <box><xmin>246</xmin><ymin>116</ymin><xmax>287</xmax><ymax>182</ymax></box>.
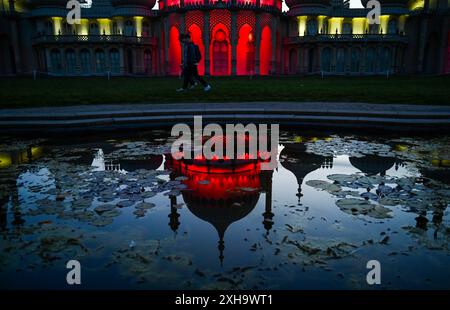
<box><xmin>169</xmin><ymin>26</ymin><xmax>181</xmax><ymax>75</ymax></box>
<box><xmin>237</xmin><ymin>0</ymin><xmax>256</xmax><ymax>4</ymax></box>
<box><xmin>188</xmin><ymin>24</ymin><xmax>205</xmax><ymax>75</ymax></box>
<box><xmin>160</xmin><ymin>4</ymin><xmax>279</xmax><ymax>76</ymax></box>
<box><xmin>167</xmin><ymin>0</ymin><xmax>180</xmax><ymax>7</ymax></box>
<box><xmin>211</xmin><ymin>24</ymin><xmax>231</xmax><ymax>75</ymax></box>
<box><xmin>237</xmin><ymin>24</ymin><xmax>255</xmax><ymax>75</ymax></box>
<box><xmin>168</xmin><ymin>154</ymin><xmax>262</xmax><ymax>201</ymax></box>
<box><xmin>260</xmin><ymin>26</ymin><xmax>272</xmax><ymax>75</ymax></box>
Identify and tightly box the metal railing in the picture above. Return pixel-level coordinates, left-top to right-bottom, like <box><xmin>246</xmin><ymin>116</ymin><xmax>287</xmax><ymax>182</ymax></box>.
<box><xmin>33</xmin><ymin>35</ymin><xmax>157</xmax><ymax>45</ymax></box>
<box><xmin>284</xmin><ymin>34</ymin><xmax>408</xmax><ymax>44</ymax></box>
<box><xmin>165</xmin><ymin>0</ymin><xmax>281</xmax><ymax>13</ymax></box>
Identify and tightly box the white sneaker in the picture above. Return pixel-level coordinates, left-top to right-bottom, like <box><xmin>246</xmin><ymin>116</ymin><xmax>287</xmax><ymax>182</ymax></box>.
<box><xmin>204</xmin><ymin>85</ymin><xmax>211</xmax><ymax>92</ymax></box>
<box><xmin>176</xmin><ymin>88</ymin><xmax>186</xmax><ymax>92</ymax></box>
<box><xmin>189</xmin><ymin>82</ymin><xmax>198</xmax><ymax>90</ymax></box>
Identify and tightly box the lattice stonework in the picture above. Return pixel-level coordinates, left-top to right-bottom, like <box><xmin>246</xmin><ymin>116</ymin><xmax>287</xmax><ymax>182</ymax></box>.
<box><xmin>259</xmin><ymin>13</ymin><xmax>273</xmax><ymax>29</ymax></box>
<box><xmin>210</xmin><ymin>10</ymin><xmax>231</xmax><ymax>32</ymax></box>
<box><xmin>185</xmin><ymin>10</ymin><xmax>204</xmax><ymax>31</ymax></box>
<box><xmin>237</xmin><ymin>11</ymin><xmax>255</xmax><ymax>31</ymax></box>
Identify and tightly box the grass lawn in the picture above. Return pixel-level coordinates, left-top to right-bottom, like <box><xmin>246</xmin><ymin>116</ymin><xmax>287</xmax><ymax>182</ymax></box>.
<box><xmin>0</xmin><ymin>75</ymin><xmax>449</xmax><ymax>108</ymax></box>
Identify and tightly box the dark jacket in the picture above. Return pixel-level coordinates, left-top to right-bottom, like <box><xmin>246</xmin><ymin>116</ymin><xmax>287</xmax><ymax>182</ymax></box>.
<box><xmin>182</xmin><ymin>42</ymin><xmax>197</xmax><ymax>67</ymax></box>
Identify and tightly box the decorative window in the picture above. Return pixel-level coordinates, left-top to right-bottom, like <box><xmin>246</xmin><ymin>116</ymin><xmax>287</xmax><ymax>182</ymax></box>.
<box><xmin>307</xmin><ymin>19</ymin><xmax>317</xmax><ymax>35</ymax></box>
<box><xmin>65</xmin><ymin>49</ymin><xmax>76</xmax><ymax>74</ymax></box>
<box><xmin>336</xmin><ymin>48</ymin><xmax>346</xmax><ymax>72</ymax></box>
<box><xmin>125</xmin><ymin>20</ymin><xmax>134</xmax><ymax>36</ymax></box>
<box><xmin>80</xmin><ymin>49</ymin><xmax>91</xmax><ymax>74</ymax></box>
<box><xmin>342</xmin><ymin>22</ymin><xmax>352</xmax><ymax>35</ymax></box>
<box><xmin>321</xmin><ymin>47</ymin><xmax>331</xmax><ymax>72</ymax></box>
<box><xmin>110</xmin><ymin>49</ymin><xmax>120</xmax><ymax>73</ymax></box>
<box><xmin>388</xmin><ymin>19</ymin><xmax>397</xmax><ymax>34</ymax></box>
<box><xmin>50</xmin><ymin>49</ymin><xmax>62</xmax><ymax>73</ymax></box>
<box><xmin>351</xmin><ymin>48</ymin><xmax>361</xmax><ymax>72</ymax></box>
<box><xmin>95</xmin><ymin>49</ymin><xmax>106</xmax><ymax>73</ymax></box>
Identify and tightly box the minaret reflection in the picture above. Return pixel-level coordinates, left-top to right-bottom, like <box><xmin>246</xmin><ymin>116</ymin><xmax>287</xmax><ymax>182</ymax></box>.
<box><xmin>280</xmin><ymin>142</ymin><xmax>333</xmax><ymax>204</ymax></box>
<box><xmin>164</xmin><ymin>133</ymin><xmax>275</xmax><ymax>265</ymax></box>
<box><xmin>261</xmin><ymin>170</ymin><xmax>274</xmax><ymax>234</ymax></box>
<box><xmin>168</xmin><ymin>195</ymin><xmax>181</xmax><ymax>234</ymax></box>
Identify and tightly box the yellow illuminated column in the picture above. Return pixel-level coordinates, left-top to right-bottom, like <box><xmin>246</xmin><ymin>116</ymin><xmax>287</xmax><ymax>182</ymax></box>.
<box><xmin>398</xmin><ymin>15</ymin><xmax>408</xmax><ymax>34</ymax></box>
<box><xmin>317</xmin><ymin>16</ymin><xmax>327</xmax><ymax>34</ymax></box>
<box><xmin>408</xmin><ymin>0</ymin><xmax>424</xmax><ymax>10</ymax></box>
<box><xmin>134</xmin><ymin>16</ymin><xmax>144</xmax><ymax>37</ymax></box>
<box><xmin>328</xmin><ymin>17</ymin><xmax>343</xmax><ymax>34</ymax></box>
<box><xmin>297</xmin><ymin>16</ymin><xmax>307</xmax><ymax>36</ymax></box>
<box><xmin>379</xmin><ymin>15</ymin><xmax>389</xmax><ymax>34</ymax></box>
<box><xmin>98</xmin><ymin>18</ymin><xmax>111</xmax><ymax>35</ymax></box>
<box><xmin>52</xmin><ymin>17</ymin><xmax>63</xmax><ymax>35</ymax></box>
<box><xmin>78</xmin><ymin>19</ymin><xmax>89</xmax><ymax>35</ymax></box>
<box><xmin>0</xmin><ymin>153</ymin><xmax>12</xmax><ymax>168</ymax></box>
<box><xmin>352</xmin><ymin>17</ymin><xmax>366</xmax><ymax>34</ymax></box>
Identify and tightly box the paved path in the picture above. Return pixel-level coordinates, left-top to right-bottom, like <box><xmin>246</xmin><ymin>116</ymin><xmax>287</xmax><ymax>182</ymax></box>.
<box><xmin>1</xmin><ymin>102</ymin><xmax>449</xmax><ymax>133</ymax></box>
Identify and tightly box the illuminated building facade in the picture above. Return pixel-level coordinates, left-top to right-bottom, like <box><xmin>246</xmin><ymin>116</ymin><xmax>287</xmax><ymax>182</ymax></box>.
<box><xmin>0</xmin><ymin>0</ymin><xmax>449</xmax><ymax>76</ymax></box>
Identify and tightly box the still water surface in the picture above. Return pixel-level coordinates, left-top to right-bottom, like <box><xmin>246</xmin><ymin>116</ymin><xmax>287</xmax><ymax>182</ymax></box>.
<box><xmin>0</xmin><ymin>130</ymin><xmax>449</xmax><ymax>289</ymax></box>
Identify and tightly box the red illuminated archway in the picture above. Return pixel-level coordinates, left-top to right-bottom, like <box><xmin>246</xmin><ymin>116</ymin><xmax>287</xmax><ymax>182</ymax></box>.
<box><xmin>237</xmin><ymin>24</ymin><xmax>255</xmax><ymax>75</ymax></box>
<box><xmin>188</xmin><ymin>24</ymin><xmax>205</xmax><ymax>76</ymax></box>
<box><xmin>211</xmin><ymin>24</ymin><xmax>231</xmax><ymax>76</ymax></box>
<box><xmin>260</xmin><ymin>26</ymin><xmax>272</xmax><ymax>75</ymax></box>
<box><xmin>169</xmin><ymin>26</ymin><xmax>181</xmax><ymax>76</ymax></box>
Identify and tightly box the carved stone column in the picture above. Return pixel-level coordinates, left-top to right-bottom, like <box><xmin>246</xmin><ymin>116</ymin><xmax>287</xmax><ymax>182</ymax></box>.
<box><xmin>204</xmin><ymin>11</ymin><xmax>211</xmax><ymax>76</ymax></box>
<box><xmin>231</xmin><ymin>12</ymin><xmax>237</xmax><ymax>75</ymax></box>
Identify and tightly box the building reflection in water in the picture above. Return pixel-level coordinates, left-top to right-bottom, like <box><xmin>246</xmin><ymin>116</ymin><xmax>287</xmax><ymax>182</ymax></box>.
<box><xmin>165</xmin><ymin>152</ymin><xmax>274</xmax><ymax>265</ymax></box>
<box><xmin>349</xmin><ymin>155</ymin><xmax>397</xmax><ymax>177</ymax></box>
<box><xmin>164</xmin><ymin>136</ymin><xmax>336</xmax><ymax>264</ymax></box>
<box><xmin>279</xmin><ymin>143</ymin><xmax>333</xmax><ymax>204</ymax></box>
<box><xmin>0</xmin><ymin>146</ymin><xmax>44</xmax><ymax>230</ymax></box>
<box><xmin>349</xmin><ymin>153</ymin><xmax>445</xmax><ymax>235</ymax></box>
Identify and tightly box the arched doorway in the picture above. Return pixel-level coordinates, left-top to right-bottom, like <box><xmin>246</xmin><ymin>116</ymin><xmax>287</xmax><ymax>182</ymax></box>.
<box><xmin>110</xmin><ymin>48</ymin><xmax>120</xmax><ymax>74</ymax></box>
<box><xmin>50</xmin><ymin>49</ymin><xmax>62</xmax><ymax>74</ymax></box>
<box><xmin>321</xmin><ymin>47</ymin><xmax>331</xmax><ymax>73</ymax></box>
<box><xmin>169</xmin><ymin>26</ymin><xmax>181</xmax><ymax>76</ymax></box>
<box><xmin>80</xmin><ymin>49</ymin><xmax>91</xmax><ymax>74</ymax></box>
<box><xmin>260</xmin><ymin>26</ymin><xmax>272</xmax><ymax>75</ymax></box>
<box><xmin>65</xmin><ymin>49</ymin><xmax>76</xmax><ymax>74</ymax></box>
<box><xmin>237</xmin><ymin>24</ymin><xmax>255</xmax><ymax>75</ymax></box>
<box><xmin>211</xmin><ymin>25</ymin><xmax>230</xmax><ymax>76</ymax></box>
<box><xmin>336</xmin><ymin>47</ymin><xmax>346</xmax><ymax>73</ymax></box>
<box><xmin>188</xmin><ymin>24</ymin><xmax>205</xmax><ymax>75</ymax></box>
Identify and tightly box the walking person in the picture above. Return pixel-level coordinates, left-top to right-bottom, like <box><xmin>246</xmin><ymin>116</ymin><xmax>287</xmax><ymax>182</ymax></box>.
<box><xmin>176</xmin><ymin>34</ymin><xmax>211</xmax><ymax>92</ymax></box>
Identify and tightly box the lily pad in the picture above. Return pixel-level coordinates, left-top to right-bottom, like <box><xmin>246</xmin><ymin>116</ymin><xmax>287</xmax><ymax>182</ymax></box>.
<box><xmin>336</xmin><ymin>198</ymin><xmax>392</xmax><ymax>219</ymax></box>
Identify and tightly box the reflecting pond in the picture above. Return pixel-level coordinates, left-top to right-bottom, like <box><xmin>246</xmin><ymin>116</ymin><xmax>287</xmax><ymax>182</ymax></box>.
<box><xmin>0</xmin><ymin>130</ymin><xmax>449</xmax><ymax>289</ymax></box>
